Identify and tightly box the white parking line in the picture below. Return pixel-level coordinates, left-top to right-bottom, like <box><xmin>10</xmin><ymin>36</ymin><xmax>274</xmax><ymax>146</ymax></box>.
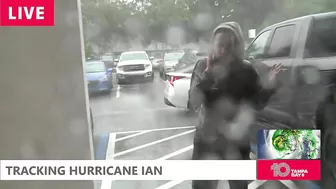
<box><xmin>158</xmin><ymin>179</ymin><xmax>297</xmax><ymax>189</ymax></box>
<box><xmin>115</xmin><ymin>131</ymin><xmax>150</xmax><ymax>142</ymax></box>
<box><xmin>101</xmin><ymin>128</ymin><xmax>194</xmax><ymax>188</ymax></box>
<box><xmin>105</xmin><ymin>133</ymin><xmax>116</xmax><ymax>160</ymax></box>
<box><xmin>113</xmin><ymin>129</ymin><xmax>195</xmax><ymax>158</ymax></box>
<box><xmin>100</xmin><ymin>133</ymin><xmax>116</xmax><ymax>189</ymax></box>
<box><xmin>279</xmin><ymin>180</ymin><xmax>299</xmax><ymax>189</ymax></box>
<box><xmin>116</xmin><ymin>85</ymin><xmax>120</xmax><ymax>98</ymax></box>
<box><xmin>113</xmin><ymin>125</ymin><xmax>195</xmax><ymax>135</ymax></box>
<box><xmin>248</xmin><ymin>180</ymin><xmax>267</xmax><ymax>189</ymax></box>
<box><xmin>154</xmin><ymin>145</ymin><xmax>195</xmax><ymax>188</ymax></box>
<box><xmin>155</xmin><ymin>147</ymin><xmax>261</xmax><ymax>189</ymax></box>
<box><xmin>94</xmin><ymin>107</ymin><xmax>174</xmax><ymax>117</ymax></box>
<box><xmin>155</xmin><ymin>180</ymin><xmax>185</xmax><ymax>189</ymax></box>
<box><xmin>157</xmin><ymin>145</ymin><xmax>194</xmax><ymax>160</ymax></box>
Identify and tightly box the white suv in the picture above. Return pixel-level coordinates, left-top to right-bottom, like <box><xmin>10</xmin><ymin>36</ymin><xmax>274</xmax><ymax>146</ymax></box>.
<box><xmin>116</xmin><ymin>51</ymin><xmax>154</xmax><ymax>84</ymax></box>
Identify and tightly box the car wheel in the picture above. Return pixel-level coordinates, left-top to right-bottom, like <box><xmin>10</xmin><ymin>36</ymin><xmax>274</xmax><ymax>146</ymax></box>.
<box><xmin>105</xmin><ymin>90</ymin><xmax>112</xmax><ymax>95</ymax></box>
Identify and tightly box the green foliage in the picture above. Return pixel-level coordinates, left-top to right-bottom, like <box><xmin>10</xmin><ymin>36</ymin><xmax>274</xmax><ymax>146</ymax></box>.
<box><xmin>81</xmin><ymin>0</ymin><xmax>336</xmax><ymax>51</ymax></box>
<box><xmin>84</xmin><ymin>40</ymin><xmax>94</xmax><ymax>59</ymax></box>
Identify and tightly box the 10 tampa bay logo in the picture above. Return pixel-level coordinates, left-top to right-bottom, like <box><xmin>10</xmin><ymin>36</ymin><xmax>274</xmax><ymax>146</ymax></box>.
<box><xmin>271</xmin><ymin>162</ymin><xmax>308</xmax><ymax>177</ymax></box>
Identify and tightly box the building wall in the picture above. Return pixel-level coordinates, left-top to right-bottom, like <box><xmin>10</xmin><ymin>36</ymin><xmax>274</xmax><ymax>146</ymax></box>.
<box><xmin>0</xmin><ymin>0</ymin><xmax>94</xmax><ymax>189</ymax></box>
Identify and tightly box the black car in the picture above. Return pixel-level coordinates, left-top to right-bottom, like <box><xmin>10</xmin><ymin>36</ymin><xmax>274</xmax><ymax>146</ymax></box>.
<box><xmin>174</xmin><ymin>50</ymin><xmax>207</xmax><ymax>71</ymax></box>
<box><xmin>160</xmin><ymin>50</ymin><xmax>207</xmax><ymax>80</ymax></box>
<box><xmin>244</xmin><ymin>12</ymin><xmax>336</xmax><ymax>186</ymax></box>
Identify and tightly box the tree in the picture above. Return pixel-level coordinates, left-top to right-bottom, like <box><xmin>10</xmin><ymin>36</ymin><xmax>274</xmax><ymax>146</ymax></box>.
<box><xmin>82</xmin><ymin>0</ymin><xmax>134</xmax><ymax>52</ymax></box>
<box><xmin>81</xmin><ymin>0</ymin><xmax>336</xmax><ymax>52</ymax></box>
<box><xmin>84</xmin><ymin>40</ymin><xmax>95</xmax><ymax>59</ymax></box>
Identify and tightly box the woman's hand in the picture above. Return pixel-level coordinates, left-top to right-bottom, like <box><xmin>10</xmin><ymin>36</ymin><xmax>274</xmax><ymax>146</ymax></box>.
<box><xmin>268</xmin><ymin>63</ymin><xmax>282</xmax><ymax>89</ymax></box>
<box><xmin>205</xmin><ymin>55</ymin><xmax>213</xmax><ymax>72</ymax></box>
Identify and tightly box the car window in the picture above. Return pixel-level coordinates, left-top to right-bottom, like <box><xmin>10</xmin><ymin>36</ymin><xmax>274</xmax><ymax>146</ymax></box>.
<box><xmin>246</xmin><ymin>30</ymin><xmax>271</xmax><ymax>59</ymax></box>
<box><xmin>189</xmin><ymin>53</ymin><xmax>197</xmax><ymax>62</ymax></box>
<box><xmin>174</xmin><ymin>53</ymin><xmax>190</xmax><ymax>69</ymax></box>
<box><xmin>85</xmin><ymin>63</ymin><xmax>106</xmax><ymax>73</ymax></box>
<box><xmin>185</xmin><ymin>52</ymin><xmax>196</xmax><ymax>63</ymax></box>
<box><xmin>305</xmin><ymin>18</ymin><xmax>336</xmax><ymax>58</ymax></box>
<box><xmin>180</xmin><ymin>52</ymin><xmax>190</xmax><ymax>62</ymax></box>
<box><xmin>119</xmin><ymin>53</ymin><xmax>148</xmax><ymax>61</ymax></box>
<box><xmin>175</xmin><ymin>57</ymin><xmax>192</xmax><ymax>69</ymax></box>
<box><xmin>267</xmin><ymin>25</ymin><xmax>295</xmax><ymax>58</ymax></box>
<box><xmin>101</xmin><ymin>55</ymin><xmax>113</xmax><ymax>61</ymax></box>
<box><xmin>164</xmin><ymin>53</ymin><xmax>184</xmax><ymax>61</ymax></box>
<box><xmin>175</xmin><ymin>63</ymin><xmax>195</xmax><ymax>73</ymax></box>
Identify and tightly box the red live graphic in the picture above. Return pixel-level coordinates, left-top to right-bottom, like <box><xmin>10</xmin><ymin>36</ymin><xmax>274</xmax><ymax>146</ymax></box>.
<box><xmin>0</xmin><ymin>0</ymin><xmax>54</xmax><ymax>26</ymax></box>
<box><xmin>257</xmin><ymin>160</ymin><xmax>321</xmax><ymax>180</ymax></box>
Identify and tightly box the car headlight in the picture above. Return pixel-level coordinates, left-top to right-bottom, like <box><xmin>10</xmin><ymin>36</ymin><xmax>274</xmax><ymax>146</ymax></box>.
<box><xmin>99</xmin><ymin>75</ymin><xmax>108</xmax><ymax>81</ymax></box>
<box><xmin>145</xmin><ymin>63</ymin><xmax>151</xmax><ymax>68</ymax></box>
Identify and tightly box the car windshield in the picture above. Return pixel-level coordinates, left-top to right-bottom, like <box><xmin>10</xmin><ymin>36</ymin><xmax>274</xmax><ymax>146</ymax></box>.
<box><xmin>119</xmin><ymin>53</ymin><xmax>148</xmax><ymax>61</ymax></box>
<box><xmin>101</xmin><ymin>55</ymin><xmax>113</xmax><ymax>61</ymax></box>
<box><xmin>175</xmin><ymin>63</ymin><xmax>195</xmax><ymax>73</ymax></box>
<box><xmin>164</xmin><ymin>53</ymin><xmax>184</xmax><ymax>61</ymax></box>
<box><xmin>85</xmin><ymin>62</ymin><xmax>106</xmax><ymax>73</ymax></box>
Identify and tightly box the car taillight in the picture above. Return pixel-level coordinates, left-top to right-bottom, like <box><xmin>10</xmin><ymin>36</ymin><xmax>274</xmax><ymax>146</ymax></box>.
<box><xmin>168</xmin><ymin>76</ymin><xmax>184</xmax><ymax>86</ymax></box>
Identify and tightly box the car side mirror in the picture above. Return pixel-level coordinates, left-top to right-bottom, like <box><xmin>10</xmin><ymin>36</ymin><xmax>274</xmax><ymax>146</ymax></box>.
<box><xmin>114</xmin><ymin>59</ymin><xmax>119</xmax><ymax>62</ymax></box>
<box><xmin>149</xmin><ymin>56</ymin><xmax>154</xmax><ymax>60</ymax></box>
<box><xmin>107</xmin><ymin>68</ymin><xmax>113</xmax><ymax>72</ymax></box>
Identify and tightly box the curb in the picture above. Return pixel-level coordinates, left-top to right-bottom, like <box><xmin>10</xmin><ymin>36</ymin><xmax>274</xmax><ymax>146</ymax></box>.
<box><xmin>95</xmin><ymin>133</ymin><xmax>109</xmax><ymax>160</ymax></box>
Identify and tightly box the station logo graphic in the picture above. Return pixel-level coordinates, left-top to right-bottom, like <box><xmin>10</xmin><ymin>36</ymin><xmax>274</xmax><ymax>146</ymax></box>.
<box><xmin>257</xmin><ymin>129</ymin><xmax>321</xmax><ymax>180</ymax></box>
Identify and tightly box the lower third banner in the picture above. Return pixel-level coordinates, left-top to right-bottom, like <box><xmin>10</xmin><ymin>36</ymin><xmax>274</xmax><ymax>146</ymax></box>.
<box><xmin>257</xmin><ymin>159</ymin><xmax>321</xmax><ymax>180</ymax></box>
<box><xmin>0</xmin><ymin>160</ymin><xmax>256</xmax><ymax>180</ymax></box>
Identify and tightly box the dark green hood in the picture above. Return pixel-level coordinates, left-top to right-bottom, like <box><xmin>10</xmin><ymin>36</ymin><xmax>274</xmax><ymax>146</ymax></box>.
<box><xmin>213</xmin><ymin>22</ymin><xmax>245</xmax><ymax>60</ymax></box>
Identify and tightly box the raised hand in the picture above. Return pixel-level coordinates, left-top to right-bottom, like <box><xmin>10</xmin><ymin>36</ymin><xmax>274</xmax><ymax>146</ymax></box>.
<box><xmin>268</xmin><ymin>63</ymin><xmax>282</xmax><ymax>88</ymax></box>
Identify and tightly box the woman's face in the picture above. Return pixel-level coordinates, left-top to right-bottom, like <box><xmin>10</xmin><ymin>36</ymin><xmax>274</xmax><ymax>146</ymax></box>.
<box><xmin>212</xmin><ymin>31</ymin><xmax>235</xmax><ymax>60</ymax></box>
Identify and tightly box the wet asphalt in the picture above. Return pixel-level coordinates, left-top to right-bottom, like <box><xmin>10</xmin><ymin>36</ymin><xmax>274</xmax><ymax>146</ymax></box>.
<box><xmin>89</xmin><ymin>70</ymin><xmax>321</xmax><ymax>189</ymax></box>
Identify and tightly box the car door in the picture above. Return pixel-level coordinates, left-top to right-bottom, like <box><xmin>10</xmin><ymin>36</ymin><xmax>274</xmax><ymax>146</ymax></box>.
<box><xmin>246</xmin><ymin>25</ymin><xmax>297</xmax><ymax>126</ymax></box>
<box><xmin>261</xmin><ymin>24</ymin><xmax>298</xmax><ymax>126</ymax></box>
<box><xmin>296</xmin><ymin>17</ymin><xmax>336</xmax><ymax>129</ymax></box>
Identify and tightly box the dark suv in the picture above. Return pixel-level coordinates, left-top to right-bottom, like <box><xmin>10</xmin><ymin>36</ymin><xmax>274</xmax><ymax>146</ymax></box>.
<box><xmin>244</xmin><ymin>12</ymin><xmax>336</xmax><ymax>186</ymax></box>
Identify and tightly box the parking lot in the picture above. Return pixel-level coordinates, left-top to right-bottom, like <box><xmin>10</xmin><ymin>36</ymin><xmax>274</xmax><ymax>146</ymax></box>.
<box><xmin>90</xmin><ymin>71</ymin><xmax>321</xmax><ymax>189</ymax></box>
